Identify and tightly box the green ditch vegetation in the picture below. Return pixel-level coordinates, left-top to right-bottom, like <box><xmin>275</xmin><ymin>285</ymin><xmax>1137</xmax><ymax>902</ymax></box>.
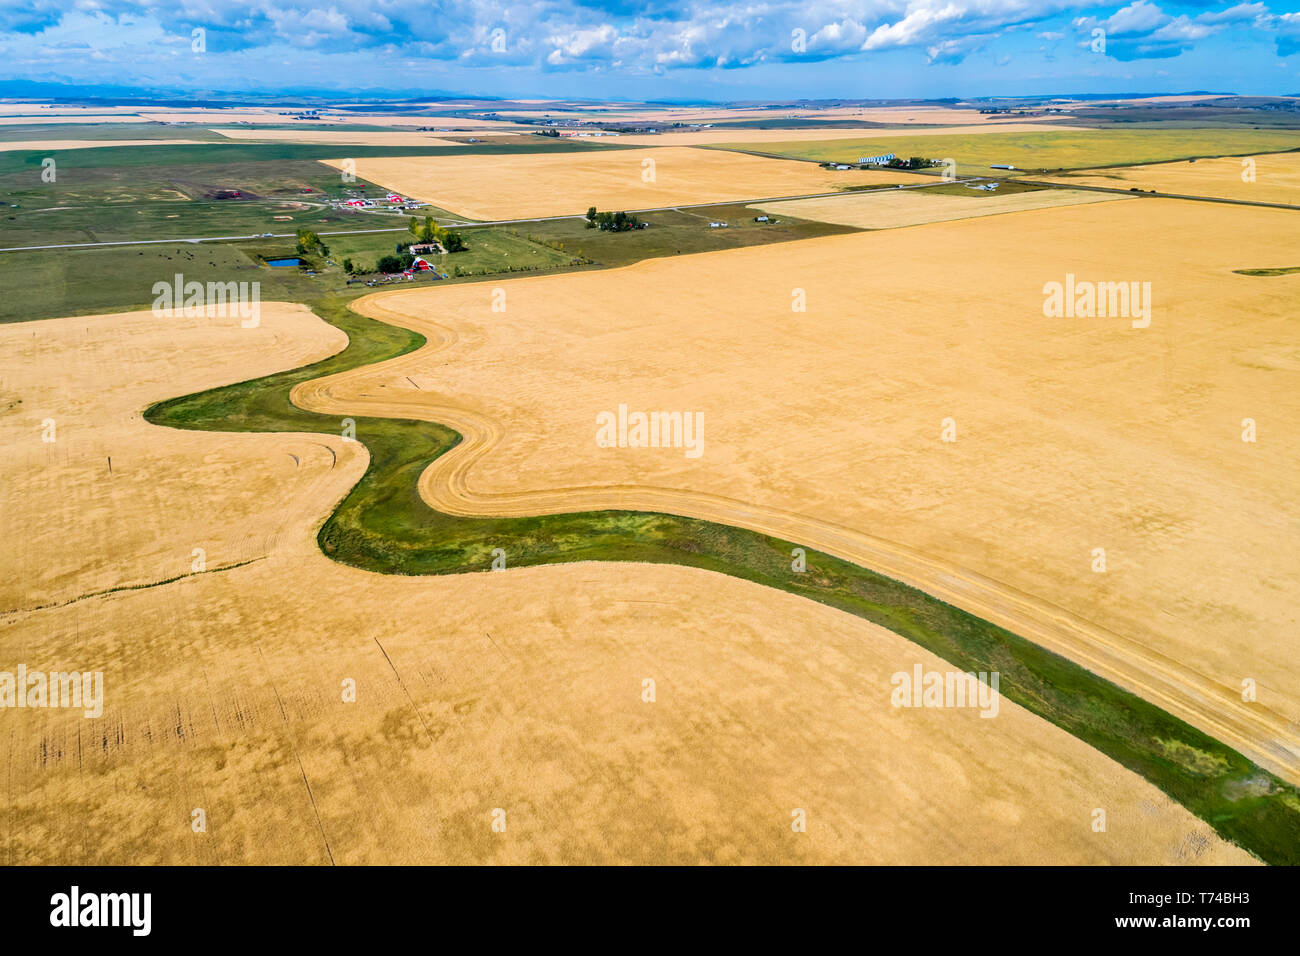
<box><xmin>134</xmin><ymin>288</ymin><xmax>1300</xmax><ymax>865</ymax></box>
<box><xmin>1234</xmin><ymin>266</ymin><xmax>1300</xmax><ymax>276</ymax></box>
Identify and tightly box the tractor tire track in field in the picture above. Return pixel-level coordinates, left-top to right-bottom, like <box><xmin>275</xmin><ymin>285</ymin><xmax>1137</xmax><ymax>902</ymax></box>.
<box><xmin>292</xmin><ymin>288</ymin><xmax>1300</xmax><ymax>792</ymax></box>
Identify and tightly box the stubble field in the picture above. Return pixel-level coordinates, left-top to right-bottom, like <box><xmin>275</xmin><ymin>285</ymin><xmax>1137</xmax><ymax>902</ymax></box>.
<box><xmin>321</xmin><ymin>146</ymin><xmax>907</xmax><ymax>220</ymax></box>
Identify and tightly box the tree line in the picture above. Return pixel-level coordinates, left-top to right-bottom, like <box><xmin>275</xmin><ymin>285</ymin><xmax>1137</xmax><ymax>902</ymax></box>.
<box><xmin>585</xmin><ymin>207</ymin><xmax>644</xmax><ymax>232</ymax></box>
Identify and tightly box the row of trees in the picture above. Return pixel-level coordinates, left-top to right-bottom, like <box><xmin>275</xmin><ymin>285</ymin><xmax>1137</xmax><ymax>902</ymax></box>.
<box><xmin>376</xmin><ymin>253</ymin><xmax>416</xmax><ymax>274</ymax></box>
<box><xmin>408</xmin><ymin>215</ymin><xmax>468</xmax><ymax>253</ymax></box>
<box><xmin>295</xmin><ymin>228</ymin><xmax>329</xmax><ymax>256</ymax></box>
<box><xmin>339</xmin><ymin>252</ymin><xmax>417</xmax><ymax>275</ymax></box>
<box><xmin>885</xmin><ymin>157</ymin><xmax>944</xmax><ymax>170</ymax></box>
<box><xmin>585</xmin><ymin>207</ymin><xmax>643</xmax><ymax>231</ymax></box>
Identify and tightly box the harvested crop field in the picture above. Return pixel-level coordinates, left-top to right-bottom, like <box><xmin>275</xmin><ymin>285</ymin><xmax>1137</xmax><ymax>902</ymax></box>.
<box><xmin>1027</xmin><ymin>151</ymin><xmax>1300</xmax><ymax>206</ymax></box>
<box><xmin>750</xmin><ymin>185</ymin><xmax>1130</xmax><ymax>229</ymax></box>
<box><xmin>315</xmin><ymin>198</ymin><xmax>1300</xmax><ymax>785</ymax></box>
<box><xmin>321</xmin><ymin>147</ymin><xmax>906</xmax><ymax>220</ymax></box>
<box><xmin>0</xmin><ymin>306</ymin><xmax>1252</xmax><ymax>865</ymax></box>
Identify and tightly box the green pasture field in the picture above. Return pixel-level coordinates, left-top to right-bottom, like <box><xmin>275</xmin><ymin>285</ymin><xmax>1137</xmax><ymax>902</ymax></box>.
<box><xmin>0</xmin><ymin>137</ymin><xmax>624</xmax><ymax>177</ymax></box>
<box><xmin>0</xmin><ymin>195</ymin><xmax>384</xmax><ymax>248</ymax></box>
<box><xmin>0</xmin><ymin>202</ymin><xmax>858</xmax><ymax>319</ymax></box>
<box><xmin>0</xmin><ymin>243</ymin><xmax>327</xmax><ymax>322</ymax></box>
<box><xmin>0</xmin><ymin>157</ymin><xmax>366</xmax><ymax>197</ymax></box>
<box><xmin>0</xmin><ymin>139</ymin><xmax>622</xmax><ymax>246</ymax></box>
<box><xmin>715</xmin><ymin>128</ymin><xmax>1300</xmax><ymax>177</ymax></box>
<box><xmin>0</xmin><ymin>155</ymin><xmax>474</xmax><ymax>247</ymax></box>
<box><xmin>0</xmin><ymin>123</ymin><xmax>228</xmax><ymax>143</ymax></box>
<box><xmin>517</xmin><ymin>204</ymin><xmax>858</xmax><ymax>267</ymax></box>
<box><xmin>323</xmin><ymin>204</ymin><xmax>856</xmax><ymax>277</ymax></box>
<box><xmin>327</xmin><ymin>227</ymin><xmax>581</xmax><ymax>276</ymax></box>
<box><xmin>1066</xmin><ymin>107</ymin><xmax>1300</xmax><ymax>130</ymax></box>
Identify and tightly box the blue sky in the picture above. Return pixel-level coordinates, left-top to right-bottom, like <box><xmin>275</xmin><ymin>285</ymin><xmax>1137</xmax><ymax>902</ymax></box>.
<box><xmin>1</xmin><ymin>1</ymin><xmax>1298</xmax><ymax>101</ymax></box>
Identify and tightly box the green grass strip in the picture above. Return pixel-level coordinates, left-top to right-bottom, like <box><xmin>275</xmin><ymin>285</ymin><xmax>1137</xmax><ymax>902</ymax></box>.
<box><xmin>1234</xmin><ymin>266</ymin><xmax>1300</xmax><ymax>277</ymax></box>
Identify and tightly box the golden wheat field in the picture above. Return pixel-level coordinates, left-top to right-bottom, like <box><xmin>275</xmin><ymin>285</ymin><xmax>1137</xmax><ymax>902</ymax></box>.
<box><xmin>321</xmin><ymin>147</ymin><xmax>906</xmax><ymax>220</ymax></box>
<box><xmin>302</xmin><ymin>198</ymin><xmax>1300</xmax><ymax>786</ymax></box>
<box><xmin>749</xmin><ymin>185</ymin><xmax>1130</xmax><ymax>229</ymax></box>
<box><xmin>0</xmin><ymin>305</ymin><xmax>1252</xmax><ymax>865</ymax></box>
<box><xmin>1028</xmin><ymin>151</ymin><xmax>1300</xmax><ymax>206</ymax></box>
<box><xmin>0</xmin><ymin>305</ymin><xmax>351</xmax><ymax>613</ymax></box>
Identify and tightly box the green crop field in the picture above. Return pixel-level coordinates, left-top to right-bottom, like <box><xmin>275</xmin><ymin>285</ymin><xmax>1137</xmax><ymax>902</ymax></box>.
<box><xmin>517</xmin><ymin>204</ymin><xmax>859</xmax><ymax>267</ymax></box>
<box><xmin>0</xmin><ymin>157</ymin><xmax>460</xmax><ymax>248</ymax></box>
<box><xmin>0</xmin><ymin>139</ymin><xmax>630</xmax><ymax>247</ymax></box>
<box><xmin>0</xmin><ymin>138</ymin><xmax>626</xmax><ymax>176</ymax></box>
<box><xmin>716</xmin><ymin>127</ymin><xmax>1300</xmax><ymax>176</ymax></box>
<box><xmin>0</xmin><ymin>157</ymin><xmax>372</xmax><ymax>196</ymax></box>
<box><xmin>0</xmin><ymin>243</ymin><xmax>329</xmax><ymax>323</ymax></box>
<box><xmin>0</xmin><ymin>123</ymin><xmax>229</xmax><ymax>143</ymax></box>
<box><xmin>0</xmin><ymin>200</ymin><xmax>858</xmax><ymax>321</ymax></box>
<box><xmin>0</xmin><ymin>195</ymin><xmax>389</xmax><ymax>248</ymax></box>
<box><xmin>327</xmin><ymin>226</ymin><xmax>582</xmax><ymax>277</ymax></box>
